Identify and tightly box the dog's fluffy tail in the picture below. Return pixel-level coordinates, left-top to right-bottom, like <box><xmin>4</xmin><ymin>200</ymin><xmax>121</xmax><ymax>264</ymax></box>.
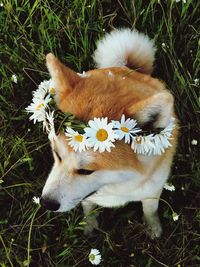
<box><xmin>93</xmin><ymin>28</ymin><xmax>156</xmax><ymax>74</ymax></box>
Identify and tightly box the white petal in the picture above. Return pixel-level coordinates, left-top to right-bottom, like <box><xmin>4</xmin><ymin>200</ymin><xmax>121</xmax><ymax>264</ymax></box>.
<box><xmin>124</xmin><ymin>133</ymin><xmax>131</xmax><ymax>144</ymax></box>
<box><xmin>84</xmin><ymin>127</ymin><xmax>97</xmax><ymax>137</ymax></box>
<box><xmin>88</xmin><ymin>119</ymin><xmax>98</xmax><ymax>129</ymax></box>
<box><xmin>121</xmin><ymin>114</ymin><xmax>125</xmax><ymax>124</ymax></box>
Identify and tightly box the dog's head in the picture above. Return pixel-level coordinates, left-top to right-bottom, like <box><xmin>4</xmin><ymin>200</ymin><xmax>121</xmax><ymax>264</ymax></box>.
<box><xmin>40</xmin><ymin>53</ymin><xmax>174</xmax><ymax>212</ymax></box>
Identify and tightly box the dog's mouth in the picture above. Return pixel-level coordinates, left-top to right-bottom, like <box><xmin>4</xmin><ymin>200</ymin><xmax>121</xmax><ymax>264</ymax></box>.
<box><xmin>82</xmin><ymin>191</ymin><xmax>97</xmax><ymax>201</ymax></box>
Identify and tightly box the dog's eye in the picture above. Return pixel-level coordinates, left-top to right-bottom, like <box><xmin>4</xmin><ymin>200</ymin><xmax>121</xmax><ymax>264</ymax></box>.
<box><xmin>77</xmin><ymin>169</ymin><xmax>95</xmax><ymax>175</ymax></box>
<box><xmin>54</xmin><ymin>151</ymin><xmax>62</xmax><ymax>162</ymax></box>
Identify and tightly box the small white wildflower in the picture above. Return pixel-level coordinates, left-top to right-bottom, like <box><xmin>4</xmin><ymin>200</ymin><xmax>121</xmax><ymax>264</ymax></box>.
<box><xmin>172</xmin><ymin>212</ymin><xmax>179</xmax><ymax>221</ymax></box>
<box><xmin>11</xmin><ymin>74</ymin><xmax>18</xmax><ymax>84</ymax></box>
<box><xmin>89</xmin><ymin>249</ymin><xmax>101</xmax><ymax>265</ymax></box>
<box><xmin>88</xmin><ymin>4</ymin><xmax>91</xmax><ymax>7</ymax></box>
<box><xmin>0</xmin><ymin>2</ymin><xmax>3</xmax><ymax>7</ymax></box>
<box><xmin>191</xmin><ymin>139</ymin><xmax>198</xmax><ymax>145</ymax></box>
<box><xmin>32</xmin><ymin>196</ymin><xmax>40</xmax><ymax>205</ymax></box>
<box><xmin>84</xmin><ymin>117</ymin><xmax>117</xmax><ymax>153</ymax></box>
<box><xmin>194</xmin><ymin>78</ymin><xmax>199</xmax><ymax>85</ymax></box>
<box><xmin>65</xmin><ymin>127</ymin><xmax>89</xmax><ymax>152</ymax></box>
<box><xmin>161</xmin><ymin>43</ymin><xmax>166</xmax><ymax>48</ymax></box>
<box><xmin>102</xmin><ymin>28</ymin><xmax>105</xmax><ymax>32</ymax></box>
<box><xmin>164</xmin><ymin>183</ymin><xmax>175</xmax><ymax>191</ymax></box>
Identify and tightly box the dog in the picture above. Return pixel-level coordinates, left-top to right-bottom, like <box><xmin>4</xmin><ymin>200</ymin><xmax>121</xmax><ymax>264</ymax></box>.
<box><xmin>40</xmin><ymin>28</ymin><xmax>178</xmax><ymax>238</ymax></box>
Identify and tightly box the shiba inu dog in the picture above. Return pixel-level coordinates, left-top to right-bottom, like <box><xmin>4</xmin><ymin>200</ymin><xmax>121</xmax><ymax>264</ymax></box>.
<box><xmin>40</xmin><ymin>28</ymin><xmax>178</xmax><ymax>238</ymax></box>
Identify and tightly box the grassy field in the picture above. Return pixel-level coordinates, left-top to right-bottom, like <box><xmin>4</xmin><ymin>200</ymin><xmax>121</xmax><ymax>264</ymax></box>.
<box><xmin>0</xmin><ymin>0</ymin><xmax>200</xmax><ymax>266</ymax></box>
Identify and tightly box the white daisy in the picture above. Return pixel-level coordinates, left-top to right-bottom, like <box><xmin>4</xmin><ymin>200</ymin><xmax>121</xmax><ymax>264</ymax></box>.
<box><xmin>89</xmin><ymin>249</ymin><xmax>101</xmax><ymax>265</ymax></box>
<box><xmin>26</xmin><ymin>95</ymin><xmax>51</xmax><ymax>123</ymax></box>
<box><xmin>113</xmin><ymin>114</ymin><xmax>141</xmax><ymax>144</ymax></box>
<box><xmin>164</xmin><ymin>183</ymin><xmax>175</xmax><ymax>191</ymax></box>
<box><xmin>33</xmin><ymin>80</ymin><xmax>51</xmax><ymax>100</ymax></box>
<box><xmin>65</xmin><ymin>127</ymin><xmax>88</xmax><ymax>152</ymax></box>
<box><xmin>131</xmin><ymin>135</ymin><xmax>155</xmax><ymax>155</ymax></box>
<box><xmin>152</xmin><ymin>117</ymin><xmax>176</xmax><ymax>155</ymax></box>
<box><xmin>152</xmin><ymin>134</ymin><xmax>171</xmax><ymax>155</ymax></box>
<box><xmin>84</xmin><ymin>117</ymin><xmax>117</xmax><ymax>153</ymax></box>
<box><xmin>32</xmin><ymin>196</ymin><xmax>40</xmax><ymax>205</ymax></box>
<box><xmin>11</xmin><ymin>74</ymin><xmax>18</xmax><ymax>84</ymax></box>
<box><xmin>172</xmin><ymin>212</ymin><xmax>179</xmax><ymax>221</ymax></box>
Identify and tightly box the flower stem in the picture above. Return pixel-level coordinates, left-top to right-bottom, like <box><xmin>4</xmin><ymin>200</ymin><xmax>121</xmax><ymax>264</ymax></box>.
<box><xmin>27</xmin><ymin>205</ymin><xmax>40</xmax><ymax>267</ymax></box>
<box><xmin>145</xmin><ymin>197</ymin><xmax>175</xmax><ymax>213</ymax></box>
<box><xmin>0</xmin><ymin>233</ymin><xmax>14</xmax><ymax>267</ymax></box>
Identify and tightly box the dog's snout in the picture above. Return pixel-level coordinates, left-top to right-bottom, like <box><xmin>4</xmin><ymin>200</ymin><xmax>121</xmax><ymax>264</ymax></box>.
<box><xmin>40</xmin><ymin>197</ymin><xmax>60</xmax><ymax>211</ymax></box>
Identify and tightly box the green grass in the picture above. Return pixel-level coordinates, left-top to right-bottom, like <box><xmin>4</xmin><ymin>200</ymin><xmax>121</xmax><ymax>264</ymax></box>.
<box><xmin>0</xmin><ymin>0</ymin><xmax>199</xmax><ymax>266</ymax></box>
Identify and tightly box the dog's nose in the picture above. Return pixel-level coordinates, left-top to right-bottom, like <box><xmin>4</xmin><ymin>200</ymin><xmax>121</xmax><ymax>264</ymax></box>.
<box><xmin>40</xmin><ymin>197</ymin><xmax>60</xmax><ymax>211</ymax></box>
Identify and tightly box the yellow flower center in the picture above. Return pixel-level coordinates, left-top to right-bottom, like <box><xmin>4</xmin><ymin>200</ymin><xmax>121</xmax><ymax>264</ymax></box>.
<box><xmin>74</xmin><ymin>134</ymin><xmax>83</xmax><ymax>142</ymax></box>
<box><xmin>89</xmin><ymin>254</ymin><xmax>95</xmax><ymax>261</ymax></box>
<box><xmin>96</xmin><ymin>129</ymin><xmax>108</xmax><ymax>141</ymax></box>
<box><xmin>136</xmin><ymin>136</ymin><xmax>142</xmax><ymax>144</ymax></box>
<box><xmin>49</xmin><ymin>87</ymin><xmax>55</xmax><ymax>94</ymax></box>
<box><xmin>121</xmin><ymin>126</ymin><xmax>129</xmax><ymax>133</ymax></box>
<box><xmin>36</xmin><ymin>103</ymin><xmax>44</xmax><ymax>110</ymax></box>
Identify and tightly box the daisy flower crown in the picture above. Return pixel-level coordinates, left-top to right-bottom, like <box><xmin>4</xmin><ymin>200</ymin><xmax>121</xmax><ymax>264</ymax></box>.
<box><xmin>26</xmin><ymin>79</ymin><xmax>176</xmax><ymax>155</ymax></box>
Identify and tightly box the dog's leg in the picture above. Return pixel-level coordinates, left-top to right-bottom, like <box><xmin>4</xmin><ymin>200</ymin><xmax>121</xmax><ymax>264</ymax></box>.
<box><xmin>81</xmin><ymin>200</ymin><xmax>98</xmax><ymax>235</ymax></box>
<box><xmin>142</xmin><ymin>191</ymin><xmax>162</xmax><ymax>238</ymax></box>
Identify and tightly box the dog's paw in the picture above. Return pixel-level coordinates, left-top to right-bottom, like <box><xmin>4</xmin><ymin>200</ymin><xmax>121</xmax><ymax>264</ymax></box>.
<box><xmin>148</xmin><ymin>222</ymin><xmax>162</xmax><ymax>239</ymax></box>
<box><xmin>143</xmin><ymin>215</ymin><xmax>162</xmax><ymax>239</ymax></box>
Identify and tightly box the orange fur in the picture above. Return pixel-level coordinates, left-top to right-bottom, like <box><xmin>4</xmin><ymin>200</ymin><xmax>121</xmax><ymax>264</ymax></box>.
<box><xmin>59</xmin><ymin>67</ymin><xmax>165</xmax><ymax>120</ymax></box>
<box><xmin>45</xmin><ymin>54</ymin><xmax>178</xmax><ymax>177</ymax></box>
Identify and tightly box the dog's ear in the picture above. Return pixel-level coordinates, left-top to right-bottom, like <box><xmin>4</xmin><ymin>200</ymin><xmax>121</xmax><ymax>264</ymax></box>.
<box><xmin>46</xmin><ymin>53</ymin><xmax>80</xmax><ymax>104</ymax></box>
<box><xmin>126</xmin><ymin>91</ymin><xmax>174</xmax><ymax>129</ymax></box>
